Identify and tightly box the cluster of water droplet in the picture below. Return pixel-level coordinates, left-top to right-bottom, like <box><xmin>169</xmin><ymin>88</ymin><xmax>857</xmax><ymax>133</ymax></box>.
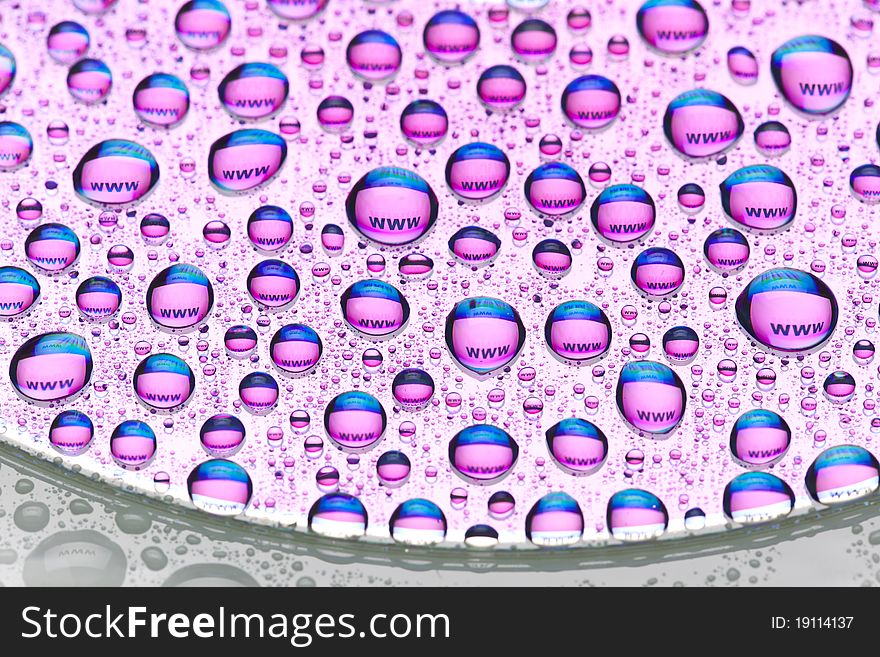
<box><xmin>0</xmin><ymin>0</ymin><xmax>879</xmax><ymax>547</ymax></box>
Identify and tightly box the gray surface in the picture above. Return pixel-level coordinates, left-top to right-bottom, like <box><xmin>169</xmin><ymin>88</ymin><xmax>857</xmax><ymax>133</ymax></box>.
<box><xmin>1</xmin><ymin>442</ymin><xmax>879</xmax><ymax>586</ymax></box>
